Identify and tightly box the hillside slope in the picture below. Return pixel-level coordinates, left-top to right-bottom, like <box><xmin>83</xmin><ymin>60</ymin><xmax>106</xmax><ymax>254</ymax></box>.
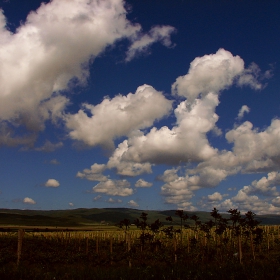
<box><xmin>0</xmin><ymin>208</ymin><xmax>279</xmax><ymax>227</ymax></box>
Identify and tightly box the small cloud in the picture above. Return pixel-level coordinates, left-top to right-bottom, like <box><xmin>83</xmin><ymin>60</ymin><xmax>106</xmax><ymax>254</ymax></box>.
<box><xmin>23</xmin><ymin>197</ymin><xmax>36</xmax><ymax>204</ymax></box>
<box><xmin>127</xmin><ymin>200</ymin><xmax>139</xmax><ymax>208</ymax></box>
<box><xmin>69</xmin><ymin>202</ymin><xmax>74</xmax><ymax>207</ymax></box>
<box><xmin>264</xmin><ymin>68</ymin><xmax>273</xmax><ymax>79</ymax></box>
<box><xmin>107</xmin><ymin>198</ymin><xmax>122</xmax><ymax>204</ymax></box>
<box><xmin>126</xmin><ymin>25</ymin><xmax>176</xmax><ymax>62</ymax></box>
<box><xmin>92</xmin><ymin>179</ymin><xmax>133</xmax><ymax>196</ymax></box>
<box><xmin>76</xmin><ymin>163</ymin><xmax>108</xmax><ymax>182</ymax></box>
<box><xmin>237</xmin><ymin>62</ymin><xmax>264</xmax><ymax>90</ymax></box>
<box><xmin>35</xmin><ymin>140</ymin><xmax>63</xmax><ymax>152</ymax></box>
<box><xmin>212</xmin><ymin>126</ymin><xmax>223</xmax><ymax>136</ymax></box>
<box><xmin>237</xmin><ymin>105</ymin><xmax>250</xmax><ymax>120</ymax></box>
<box><xmin>45</xmin><ymin>179</ymin><xmax>60</xmax><ymax>188</ymax></box>
<box><xmin>93</xmin><ymin>195</ymin><xmax>102</xmax><ymax>201</ymax></box>
<box><xmin>49</xmin><ymin>159</ymin><xmax>60</xmax><ymax>165</ymax></box>
<box><xmin>135</xmin><ymin>179</ymin><xmax>153</xmax><ymax>188</ymax></box>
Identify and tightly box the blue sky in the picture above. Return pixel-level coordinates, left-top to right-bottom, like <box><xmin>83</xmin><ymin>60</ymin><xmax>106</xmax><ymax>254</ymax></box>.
<box><xmin>1</xmin><ymin>0</ymin><xmax>280</xmax><ymax>214</ymax></box>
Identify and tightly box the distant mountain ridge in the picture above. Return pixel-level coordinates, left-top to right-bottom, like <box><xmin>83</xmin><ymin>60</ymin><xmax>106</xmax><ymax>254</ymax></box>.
<box><xmin>0</xmin><ymin>208</ymin><xmax>280</xmax><ymax>227</ymax></box>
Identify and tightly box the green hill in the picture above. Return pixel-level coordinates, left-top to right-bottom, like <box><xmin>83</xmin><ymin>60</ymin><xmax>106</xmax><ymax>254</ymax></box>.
<box><xmin>0</xmin><ymin>208</ymin><xmax>279</xmax><ymax>228</ymax></box>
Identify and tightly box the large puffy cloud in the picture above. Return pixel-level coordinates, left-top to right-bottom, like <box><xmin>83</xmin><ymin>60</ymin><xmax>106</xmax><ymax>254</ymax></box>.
<box><xmin>242</xmin><ymin>172</ymin><xmax>280</xmax><ymax>196</ymax></box>
<box><xmin>74</xmin><ymin>49</ymin><xmax>271</xmax><ymax>211</ymax></box>
<box><xmin>92</xmin><ymin>89</ymin><xmax>220</xmax><ymax>176</ymax></box>
<box><xmin>226</xmin><ymin>119</ymin><xmax>280</xmax><ymax>172</ymax></box>
<box><xmin>159</xmin><ymin>166</ymin><xmax>229</xmax><ymax>210</ymax></box>
<box><xmin>172</xmin><ymin>118</ymin><xmax>280</xmax><ymax>210</ymax></box>
<box><xmin>160</xmin><ymin>169</ymin><xmax>199</xmax><ymax>210</ymax></box>
<box><xmin>197</xmin><ymin>192</ymin><xmax>226</xmax><ymax>210</ymax></box>
<box><xmin>190</xmin><ymin>169</ymin><xmax>280</xmax><ymax>214</ymax></box>
<box><xmin>221</xmin><ymin>190</ymin><xmax>280</xmax><ymax>214</ymax></box>
<box><xmin>171</xmin><ymin>48</ymin><xmax>244</xmax><ymax>102</ymax></box>
<box><xmin>199</xmin><ymin>175</ymin><xmax>280</xmax><ymax>214</ymax></box>
<box><xmin>172</xmin><ymin>48</ymin><xmax>264</xmax><ymax>103</ymax></box>
<box><xmin>107</xmin><ymin>91</ymin><xmax>219</xmax><ymax>170</ymax></box>
<box><xmin>107</xmin><ymin>140</ymin><xmax>153</xmax><ymax>176</ymax></box>
<box><xmin>182</xmin><ymin>118</ymin><xmax>280</xmax><ymax>200</ymax></box>
<box><xmin>202</xmin><ymin>190</ymin><xmax>251</xmax><ymax>213</ymax></box>
<box><xmin>0</xmin><ymin>0</ymin><xmax>175</xmax><ymax>146</ymax></box>
<box><xmin>66</xmin><ymin>85</ymin><xmax>173</xmax><ymax>148</ymax></box>
<box><xmin>161</xmin><ymin>178</ymin><xmax>195</xmax><ymax>206</ymax></box>
<box><xmin>99</xmin><ymin>49</ymin><xmax>269</xmax><ymax>175</ymax></box>
<box><xmin>152</xmin><ymin>50</ymin><xmax>269</xmax><ymax>209</ymax></box>
<box><xmin>104</xmin><ymin>49</ymin><xmax>258</xmax><ymax>169</ymax></box>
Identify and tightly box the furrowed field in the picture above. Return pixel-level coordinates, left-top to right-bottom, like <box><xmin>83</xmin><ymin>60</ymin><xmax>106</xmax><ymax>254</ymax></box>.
<box><xmin>1</xmin><ymin>209</ymin><xmax>280</xmax><ymax>279</ymax></box>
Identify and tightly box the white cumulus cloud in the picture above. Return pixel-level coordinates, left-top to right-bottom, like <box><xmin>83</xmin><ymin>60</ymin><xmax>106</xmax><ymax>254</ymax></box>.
<box><xmin>135</xmin><ymin>179</ymin><xmax>153</xmax><ymax>188</ymax></box>
<box><xmin>126</xmin><ymin>25</ymin><xmax>176</xmax><ymax>61</ymax></box>
<box><xmin>92</xmin><ymin>179</ymin><xmax>133</xmax><ymax>196</ymax></box>
<box><xmin>171</xmin><ymin>48</ymin><xmax>245</xmax><ymax>102</ymax></box>
<box><xmin>45</xmin><ymin>179</ymin><xmax>60</xmax><ymax>188</ymax></box>
<box><xmin>108</xmin><ymin>91</ymin><xmax>219</xmax><ymax>167</ymax></box>
<box><xmin>207</xmin><ymin>192</ymin><xmax>223</xmax><ymax>201</ymax></box>
<box><xmin>127</xmin><ymin>200</ymin><xmax>139</xmax><ymax>207</ymax></box>
<box><xmin>237</xmin><ymin>105</ymin><xmax>250</xmax><ymax>120</ymax></box>
<box><xmin>74</xmin><ymin>49</ymin><xmax>270</xmax><ymax>211</ymax></box>
<box><xmin>76</xmin><ymin>163</ymin><xmax>108</xmax><ymax>182</ymax></box>
<box><xmin>0</xmin><ymin>0</ymin><xmax>175</xmax><ymax>146</ymax></box>
<box><xmin>108</xmin><ymin>198</ymin><xmax>122</xmax><ymax>204</ymax></box>
<box><xmin>66</xmin><ymin>85</ymin><xmax>173</xmax><ymax>148</ymax></box>
<box><xmin>23</xmin><ymin>197</ymin><xmax>36</xmax><ymax>204</ymax></box>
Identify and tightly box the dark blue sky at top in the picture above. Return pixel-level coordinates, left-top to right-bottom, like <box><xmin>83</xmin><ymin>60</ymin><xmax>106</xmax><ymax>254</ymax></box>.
<box><xmin>2</xmin><ymin>0</ymin><xmax>279</xmax><ymax>109</ymax></box>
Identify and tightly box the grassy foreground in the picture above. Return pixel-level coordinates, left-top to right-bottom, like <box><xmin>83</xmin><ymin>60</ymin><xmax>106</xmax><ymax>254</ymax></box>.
<box><xmin>1</xmin><ymin>229</ymin><xmax>280</xmax><ymax>280</ymax></box>
<box><xmin>1</xmin><ymin>208</ymin><xmax>280</xmax><ymax>279</ymax></box>
<box><xmin>1</xmin><ymin>254</ymin><xmax>280</xmax><ymax>280</ymax></box>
